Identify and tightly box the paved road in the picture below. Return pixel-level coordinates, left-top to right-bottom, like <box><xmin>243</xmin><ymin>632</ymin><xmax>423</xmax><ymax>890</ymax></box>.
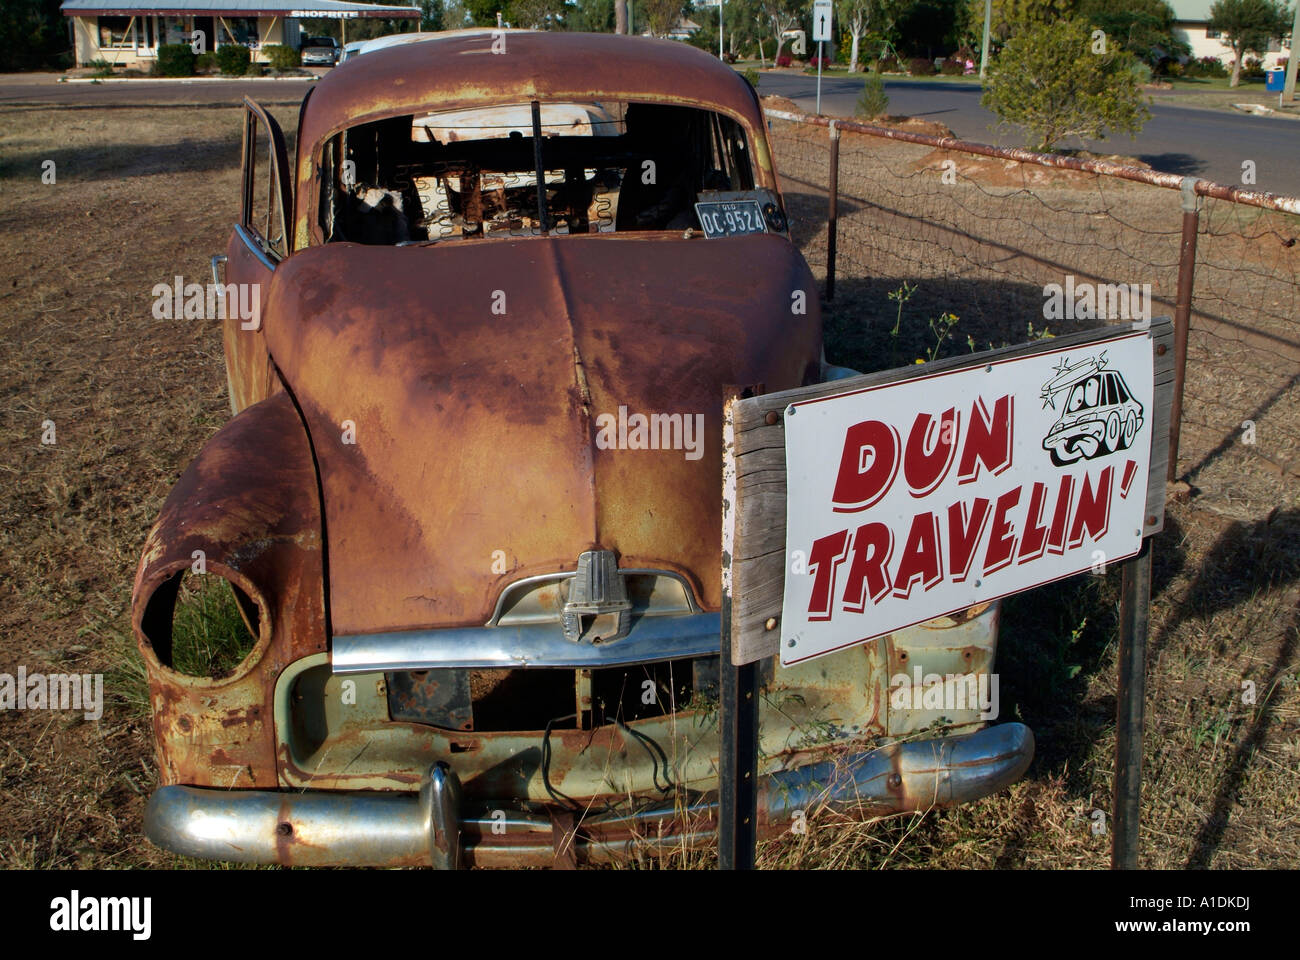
<box><xmin>0</xmin><ymin>72</ymin><xmax>315</xmax><ymax>108</ymax></box>
<box><xmin>4</xmin><ymin>70</ymin><xmax>1296</xmax><ymax>196</ymax></box>
<box><xmin>760</xmin><ymin>74</ymin><xmax>1300</xmax><ymax>198</ymax></box>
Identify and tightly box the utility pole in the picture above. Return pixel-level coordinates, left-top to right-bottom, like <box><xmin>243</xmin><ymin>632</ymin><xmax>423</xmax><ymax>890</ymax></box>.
<box><xmin>615</xmin><ymin>0</ymin><xmax>628</xmax><ymax>34</ymax></box>
<box><xmin>979</xmin><ymin>0</ymin><xmax>991</xmax><ymax>79</ymax></box>
<box><xmin>720</xmin><ymin>0</ymin><xmax>724</xmax><ymax>60</ymax></box>
<box><xmin>1284</xmin><ymin>0</ymin><xmax>1300</xmax><ymax>102</ymax></box>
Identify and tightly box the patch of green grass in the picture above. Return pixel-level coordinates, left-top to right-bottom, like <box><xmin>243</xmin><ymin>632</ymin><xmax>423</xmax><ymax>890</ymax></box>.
<box><xmin>169</xmin><ymin>575</ymin><xmax>258</xmax><ymax>679</ymax></box>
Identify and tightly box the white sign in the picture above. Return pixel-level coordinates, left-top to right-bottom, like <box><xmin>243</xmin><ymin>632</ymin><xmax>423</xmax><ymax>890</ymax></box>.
<box><xmin>780</xmin><ymin>332</ymin><xmax>1155</xmax><ymax>665</ymax></box>
<box><xmin>812</xmin><ymin>0</ymin><xmax>833</xmax><ymax>42</ymax></box>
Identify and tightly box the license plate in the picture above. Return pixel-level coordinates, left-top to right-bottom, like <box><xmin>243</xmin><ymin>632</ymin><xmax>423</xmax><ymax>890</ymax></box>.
<box><xmin>694</xmin><ymin>199</ymin><xmax>767</xmax><ymax>238</ymax></box>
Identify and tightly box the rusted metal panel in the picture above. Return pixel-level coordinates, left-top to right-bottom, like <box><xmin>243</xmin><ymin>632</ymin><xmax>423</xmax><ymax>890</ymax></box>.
<box><xmin>131</xmin><ymin>392</ymin><xmax>327</xmax><ymax>787</ymax></box>
<box><xmin>261</xmin><ymin>233</ymin><xmax>820</xmax><ymax>637</ymax></box>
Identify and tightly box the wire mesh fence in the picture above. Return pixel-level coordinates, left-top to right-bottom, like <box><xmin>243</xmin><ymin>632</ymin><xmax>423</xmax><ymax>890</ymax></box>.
<box><xmin>766</xmin><ymin>110</ymin><xmax>1300</xmax><ymax>516</ymax></box>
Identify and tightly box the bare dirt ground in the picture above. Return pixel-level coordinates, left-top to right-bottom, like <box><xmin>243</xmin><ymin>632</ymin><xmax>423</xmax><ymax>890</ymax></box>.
<box><xmin>0</xmin><ymin>94</ymin><xmax>1297</xmax><ymax>869</ymax></box>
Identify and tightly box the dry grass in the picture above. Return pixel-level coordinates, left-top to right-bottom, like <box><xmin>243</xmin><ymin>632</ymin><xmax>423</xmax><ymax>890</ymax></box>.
<box><xmin>0</xmin><ymin>96</ymin><xmax>1296</xmax><ymax>869</ymax></box>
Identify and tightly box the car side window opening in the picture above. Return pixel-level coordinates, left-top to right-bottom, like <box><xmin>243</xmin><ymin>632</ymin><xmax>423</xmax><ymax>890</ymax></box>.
<box><xmin>318</xmin><ymin>101</ymin><xmax>763</xmax><ymax>245</ymax></box>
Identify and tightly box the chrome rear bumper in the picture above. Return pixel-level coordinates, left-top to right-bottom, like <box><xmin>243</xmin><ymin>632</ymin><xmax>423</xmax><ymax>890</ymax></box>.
<box><xmin>145</xmin><ymin>722</ymin><xmax>1033</xmax><ymax>867</ymax></box>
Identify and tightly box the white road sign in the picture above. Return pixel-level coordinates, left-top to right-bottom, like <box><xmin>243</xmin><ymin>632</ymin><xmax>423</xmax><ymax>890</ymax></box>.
<box><xmin>780</xmin><ymin>331</ymin><xmax>1156</xmax><ymax>665</ymax></box>
<box><xmin>812</xmin><ymin>0</ymin><xmax>833</xmax><ymax>42</ymax></box>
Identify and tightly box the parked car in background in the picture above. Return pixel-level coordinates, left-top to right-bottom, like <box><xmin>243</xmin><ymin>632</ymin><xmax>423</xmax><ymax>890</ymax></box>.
<box><xmin>135</xmin><ymin>31</ymin><xmax>1030</xmax><ymax>869</ymax></box>
<box><xmin>300</xmin><ymin>36</ymin><xmax>339</xmax><ymax>66</ymax></box>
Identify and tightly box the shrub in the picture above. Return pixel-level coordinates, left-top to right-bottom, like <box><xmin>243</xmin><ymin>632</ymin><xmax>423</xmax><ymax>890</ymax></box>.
<box><xmin>742</xmin><ymin>67</ymin><xmax>759</xmax><ymax>88</ymax></box>
<box><xmin>1190</xmin><ymin>55</ymin><xmax>1222</xmax><ymax>75</ymax></box>
<box><xmin>876</xmin><ymin>55</ymin><xmax>901</xmax><ymax>73</ymax></box>
<box><xmin>264</xmin><ymin>44</ymin><xmax>300</xmax><ymax>72</ymax></box>
<box><xmin>195</xmin><ymin>51</ymin><xmax>217</xmax><ymax>73</ymax></box>
<box><xmin>215</xmin><ymin>44</ymin><xmax>251</xmax><ymax>76</ymax></box>
<box><xmin>908</xmin><ymin>57</ymin><xmax>934</xmax><ymax>76</ymax></box>
<box><xmin>776</xmin><ymin>53</ymin><xmax>792</xmax><ymax>67</ymax></box>
<box><xmin>1242</xmin><ymin>56</ymin><xmax>1265</xmax><ymax>78</ymax></box>
<box><xmin>722</xmin><ymin>51</ymin><xmax>737</xmax><ymax>64</ymax></box>
<box><xmin>808</xmin><ymin>55</ymin><xmax>833</xmax><ymax>68</ymax></box>
<box><xmin>1131</xmin><ymin>60</ymin><xmax>1154</xmax><ymax>84</ymax></box>
<box><xmin>154</xmin><ymin>43</ymin><xmax>196</xmax><ymax>77</ymax></box>
<box><xmin>939</xmin><ymin>57</ymin><xmax>963</xmax><ymax>75</ymax></box>
<box><xmin>1192</xmin><ymin>55</ymin><xmax>1229</xmax><ymax>77</ymax></box>
<box><xmin>855</xmin><ymin>71</ymin><xmax>889</xmax><ymax>119</ymax></box>
<box><xmin>982</xmin><ymin>17</ymin><xmax>1149</xmax><ymax>152</ymax></box>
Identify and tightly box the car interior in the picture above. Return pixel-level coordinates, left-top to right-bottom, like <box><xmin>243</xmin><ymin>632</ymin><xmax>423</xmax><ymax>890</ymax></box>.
<box><xmin>316</xmin><ymin>100</ymin><xmax>774</xmax><ymax>244</ymax></box>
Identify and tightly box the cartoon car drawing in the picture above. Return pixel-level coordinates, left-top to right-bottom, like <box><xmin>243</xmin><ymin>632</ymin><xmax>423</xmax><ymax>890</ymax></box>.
<box><xmin>1041</xmin><ymin>356</ymin><xmax>1144</xmax><ymax>465</ymax></box>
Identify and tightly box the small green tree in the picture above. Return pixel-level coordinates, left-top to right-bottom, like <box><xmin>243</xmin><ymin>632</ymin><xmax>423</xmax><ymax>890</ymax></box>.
<box><xmin>1207</xmin><ymin>0</ymin><xmax>1293</xmax><ymax>87</ymax></box>
<box><xmin>981</xmin><ymin>17</ymin><xmax>1150</xmax><ymax>152</ymax></box>
<box><xmin>855</xmin><ymin>70</ymin><xmax>889</xmax><ymax>117</ymax></box>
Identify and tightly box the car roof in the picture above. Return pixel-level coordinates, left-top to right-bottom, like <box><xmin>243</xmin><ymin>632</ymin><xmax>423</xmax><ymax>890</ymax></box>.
<box><xmin>302</xmin><ymin>30</ymin><xmax>763</xmax><ymax>150</ymax></box>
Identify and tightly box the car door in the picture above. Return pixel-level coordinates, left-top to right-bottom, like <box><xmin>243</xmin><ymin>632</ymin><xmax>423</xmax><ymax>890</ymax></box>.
<box><xmin>217</xmin><ymin>97</ymin><xmax>293</xmax><ymax>414</ymax></box>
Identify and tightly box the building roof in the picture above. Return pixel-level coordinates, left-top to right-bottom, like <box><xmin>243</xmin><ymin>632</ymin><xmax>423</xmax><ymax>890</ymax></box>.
<box><xmin>60</xmin><ymin>0</ymin><xmax>420</xmax><ymax>18</ymax></box>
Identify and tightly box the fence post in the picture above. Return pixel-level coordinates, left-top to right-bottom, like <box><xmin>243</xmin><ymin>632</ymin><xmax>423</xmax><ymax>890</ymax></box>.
<box><xmin>1112</xmin><ymin>538</ymin><xmax>1152</xmax><ymax>869</ymax></box>
<box><xmin>718</xmin><ymin>389</ymin><xmax>760</xmax><ymax>871</ymax></box>
<box><xmin>826</xmin><ymin>121</ymin><xmax>840</xmax><ymax>302</ymax></box>
<box><xmin>1167</xmin><ymin>177</ymin><xmax>1200</xmax><ymax>482</ymax></box>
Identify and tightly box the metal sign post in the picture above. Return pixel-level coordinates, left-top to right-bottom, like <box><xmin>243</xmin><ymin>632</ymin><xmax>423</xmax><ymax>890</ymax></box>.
<box><xmin>813</xmin><ymin>0</ymin><xmax>832</xmax><ymax>116</ymax></box>
<box><xmin>1113</xmin><ymin>539</ymin><xmax>1152</xmax><ymax>868</ymax></box>
<box><xmin>719</xmin><ymin>389</ymin><xmax>760</xmax><ymax>870</ymax></box>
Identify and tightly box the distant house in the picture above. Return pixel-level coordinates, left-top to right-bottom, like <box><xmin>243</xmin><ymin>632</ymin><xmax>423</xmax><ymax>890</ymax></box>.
<box><xmin>1168</xmin><ymin>0</ymin><xmax>1291</xmax><ymax>69</ymax></box>
<box><xmin>59</xmin><ymin>0</ymin><xmax>420</xmax><ymax>68</ymax></box>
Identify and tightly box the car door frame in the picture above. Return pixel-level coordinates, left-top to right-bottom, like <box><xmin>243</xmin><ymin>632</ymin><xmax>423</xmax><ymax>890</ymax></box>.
<box><xmin>218</xmin><ymin>96</ymin><xmax>294</xmax><ymax>413</ymax></box>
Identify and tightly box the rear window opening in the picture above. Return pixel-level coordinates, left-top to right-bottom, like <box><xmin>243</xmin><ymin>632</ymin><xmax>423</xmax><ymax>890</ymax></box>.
<box><xmin>318</xmin><ymin>100</ymin><xmax>774</xmax><ymax>244</ymax></box>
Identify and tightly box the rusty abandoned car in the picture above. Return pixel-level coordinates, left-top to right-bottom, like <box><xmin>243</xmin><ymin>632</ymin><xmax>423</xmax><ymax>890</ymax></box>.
<box><xmin>133</xmin><ymin>30</ymin><xmax>1033</xmax><ymax>868</ymax></box>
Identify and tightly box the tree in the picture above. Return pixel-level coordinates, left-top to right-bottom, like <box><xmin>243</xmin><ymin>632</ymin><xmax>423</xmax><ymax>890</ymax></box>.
<box><xmin>508</xmin><ymin>0</ymin><xmax>566</xmax><ymax>27</ymax></box>
<box><xmin>981</xmin><ymin>16</ymin><xmax>1150</xmax><ymax>151</ymax></box>
<box><xmin>445</xmin><ymin>0</ymin><xmax>471</xmax><ymax>27</ymax></box>
<box><xmin>463</xmin><ymin>0</ymin><xmax>502</xmax><ymax>25</ymax></box>
<box><xmin>567</xmin><ymin>0</ymin><xmax>616</xmax><ymax>31</ymax></box>
<box><xmin>640</xmin><ymin>0</ymin><xmax>686</xmax><ymax>35</ymax></box>
<box><xmin>1076</xmin><ymin>0</ymin><xmax>1189</xmax><ymax>67</ymax></box>
<box><xmin>1208</xmin><ymin>0</ymin><xmax>1293</xmax><ymax>86</ymax></box>
<box><xmin>419</xmin><ymin>0</ymin><xmax>446</xmax><ymax>30</ymax></box>
<box><xmin>895</xmin><ymin>0</ymin><xmax>963</xmax><ymax>56</ymax></box>
<box><xmin>838</xmin><ymin>0</ymin><xmax>869</xmax><ymax>70</ymax></box>
<box><xmin>765</xmin><ymin>0</ymin><xmax>803</xmax><ymax>60</ymax></box>
<box><xmin>957</xmin><ymin>0</ymin><xmax>1072</xmax><ymax>46</ymax></box>
<box><xmin>0</xmin><ymin>0</ymin><xmax>70</xmax><ymax>71</ymax></box>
